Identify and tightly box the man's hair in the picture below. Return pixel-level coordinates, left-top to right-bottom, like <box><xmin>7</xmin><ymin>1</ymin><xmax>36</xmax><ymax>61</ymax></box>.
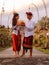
<box><xmin>26</xmin><ymin>12</ymin><xmax>33</xmax><ymax>16</ymax></box>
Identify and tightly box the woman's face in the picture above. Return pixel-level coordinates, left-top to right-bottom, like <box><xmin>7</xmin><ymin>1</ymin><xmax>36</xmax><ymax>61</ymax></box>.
<box><xmin>16</xmin><ymin>15</ymin><xmax>19</xmax><ymax>20</ymax></box>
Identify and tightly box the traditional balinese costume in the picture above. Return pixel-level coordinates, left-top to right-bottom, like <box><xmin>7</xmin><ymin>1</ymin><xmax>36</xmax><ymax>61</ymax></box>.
<box><xmin>12</xmin><ymin>25</ymin><xmax>21</xmax><ymax>52</ymax></box>
<box><xmin>23</xmin><ymin>19</ymin><xmax>36</xmax><ymax>50</ymax></box>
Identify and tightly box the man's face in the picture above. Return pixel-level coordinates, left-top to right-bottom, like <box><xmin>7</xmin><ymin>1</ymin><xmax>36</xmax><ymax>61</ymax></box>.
<box><xmin>27</xmin><ymin>15</ymin><xmax>32</xmax><ymax>20</ymax></box>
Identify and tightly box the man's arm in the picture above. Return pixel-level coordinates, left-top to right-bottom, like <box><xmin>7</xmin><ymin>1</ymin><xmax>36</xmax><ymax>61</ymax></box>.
<box><xmin>25</xmin><ymin>22</ymin><xmax>36</xmax><ymax>31</ymax></box>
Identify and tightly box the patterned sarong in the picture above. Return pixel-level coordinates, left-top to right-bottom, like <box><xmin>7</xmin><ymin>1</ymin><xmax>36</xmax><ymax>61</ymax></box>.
<box><xmin>23</xmin><ymin>36</ymin><xmax>33</xmax><ymax>49</ymax></box>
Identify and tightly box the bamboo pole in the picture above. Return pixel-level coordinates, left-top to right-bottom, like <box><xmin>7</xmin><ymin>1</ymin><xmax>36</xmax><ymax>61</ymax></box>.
<box><xmin>31</xmin><ymin>3</ymin><xmax>39</xmax><ymax>20</ymax></box>
<box><xmin>42</xmin><ymin>0</ymin><xmax>48</xmax><ymax>22</ymax></box>
<box><xmin>29</xmin><ymin>3</ymin><xmax>39</xmax><ymax>20</ymax></box>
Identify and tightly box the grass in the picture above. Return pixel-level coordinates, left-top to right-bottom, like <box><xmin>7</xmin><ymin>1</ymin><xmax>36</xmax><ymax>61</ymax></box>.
<box><xmin>34</xmin><ymin>47</ymin><xmax>49</xmax><ymax>54</ymax></box>
<box><xmin>0</xmin><ymin>46</ymin><xmax>11</xmax><ymax>51</ymax></box>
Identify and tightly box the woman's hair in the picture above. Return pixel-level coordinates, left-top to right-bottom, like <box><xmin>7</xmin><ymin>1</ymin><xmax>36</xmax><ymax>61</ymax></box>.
<box><xmin>12</xmin><ymin>12</ymin><xmax>19</xmax><ymax>26</ymax></box>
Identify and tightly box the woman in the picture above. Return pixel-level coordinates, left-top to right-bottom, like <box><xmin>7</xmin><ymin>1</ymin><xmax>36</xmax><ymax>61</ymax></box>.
<box><xmin>12</xmin><ymin>12</ymin><xmax>21</xmax><ymax>56</ymax></box>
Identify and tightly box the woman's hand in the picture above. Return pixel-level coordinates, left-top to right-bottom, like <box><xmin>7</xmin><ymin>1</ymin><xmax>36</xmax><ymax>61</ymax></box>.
<box><xmin>17</xmin><ymin>21</ymin><xmax>21</xmax><ymax>26</ymax></box>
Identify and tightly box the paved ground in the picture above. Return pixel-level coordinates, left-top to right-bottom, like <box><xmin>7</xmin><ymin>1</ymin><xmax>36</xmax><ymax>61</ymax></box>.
<box><xmin>0</xmin><ymin>57</ymin><xmax>49</xmax><ymax>65</ymax></box>
<box><xmin>0</xmin><ymin>47</ymin><xmax>49</xmax><ymax>65</ymax></box>
<box><xmin>0</xmin><ymin>47</ymin><xmax>49</xmax><ymax>58</ymax></box>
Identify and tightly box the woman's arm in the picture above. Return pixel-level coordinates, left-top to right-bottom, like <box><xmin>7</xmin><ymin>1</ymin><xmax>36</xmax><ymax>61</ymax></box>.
<box><xmin>12</xmin><ymin>25</ymin><xmax>17</xmax><ymax>30</ymax></box>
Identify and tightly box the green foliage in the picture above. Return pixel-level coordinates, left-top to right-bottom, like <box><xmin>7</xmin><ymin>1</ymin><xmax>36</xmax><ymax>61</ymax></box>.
<box><xmin>0</xmin><ymin>28</ymin><xmax>12</xmax><ymax>48</ymax></box>
<box><xmin>34</xmin><ymin>16</ymin><xmax>49</xmax><ymax>48</ymax></box>
<box><xmin>33</xmin><ymin>39</ymin><xmax>38</xmax><ymax>44</ymax></box>
<box><xmin>35</xmin><ymin>47</ymin><xmax>49</xmax><ymax>54</ymax></box>
<box><xmin>39</xmin><ymin>36</ymin><xmax>46</xmax><ymax>47</ymax></box>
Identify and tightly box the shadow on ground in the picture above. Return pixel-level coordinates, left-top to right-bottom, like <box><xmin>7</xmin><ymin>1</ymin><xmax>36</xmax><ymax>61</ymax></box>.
<box><xmin>0</xmin><ymin>57</ymin><xmax>49</xmax><ymax>65</ymax></box>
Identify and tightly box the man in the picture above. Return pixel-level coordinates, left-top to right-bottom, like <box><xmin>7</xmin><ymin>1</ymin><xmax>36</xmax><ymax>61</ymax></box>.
<box><xmin>21</xmin><ymin>12</ymin><xmax>36</xmax><ymax>57</ymax></box>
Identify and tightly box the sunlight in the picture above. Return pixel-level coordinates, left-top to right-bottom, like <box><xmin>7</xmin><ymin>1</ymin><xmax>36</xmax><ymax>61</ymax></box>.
<box><xmin>0</xmin><ymin>0</ymin><xmax>49</xmax><ymax>13</ymax></box>
<box><xmin>32</xmin><ymin>0</ymin><xmax>39</xmax><ymax>3</ymax></box>
<box><xmin>0</xmin><ymin>0</ymin><xmax>32</xmax><ymax>13</ymax></box>
<box><xmin>32</xmin><ymin>0</ymin><xmax>42</xmax><ymax>6</ymax></box>
<box><xmin>14</xmin><ymin>0</ymin><xmax>32</xmax><ymax>11</ymax></box>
